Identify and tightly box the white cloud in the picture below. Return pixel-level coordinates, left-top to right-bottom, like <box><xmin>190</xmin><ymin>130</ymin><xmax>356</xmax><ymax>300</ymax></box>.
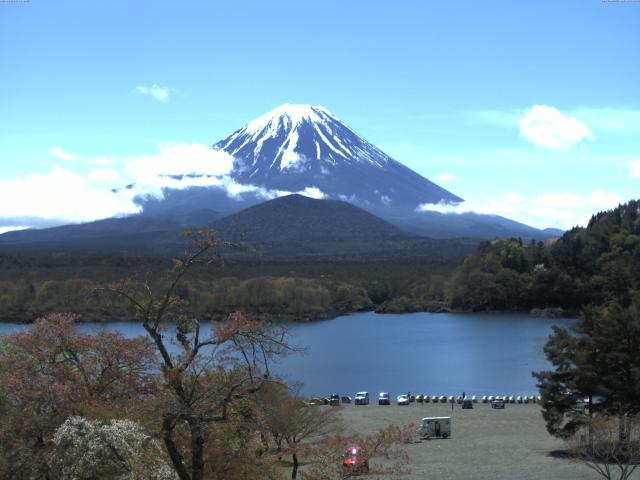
<box><xmin>50</xmin><ymin>146</ymin><xmax>78</xmax><ymax>161</ymax></box>
<box><xmin>630</xmin><ymin>160</ymin><xmax>640</xmax><ymax>178</ymax></box>
<box><xmin>119</xmin><ymin>143</ymin><xmax>295</xmax><ymax>202</ymax></box>
<box><xmin>124</xmin><ymin>142</ymin><xmax>234</xmax><ymax>181</ymax></box>
<box><xmin>89</xmin><ymin>168</ymin><xmax>121</xmax><ymax>182</ymax></box>
<box><xmin>418</xmin><ymin>188</ymin><xmax>621</xmax><ymax>230</ymax></box>
<box><xmin>436</xmin><ymin>172</ymin><xmax>454</xmax><ymax>182</ymax></box>
<box><xmin>0</xmin><ymin>166</ymin><xmax>141</xmax><ymax>224</ymax></box>
<box><xmin>0</xmin><ymin>226</ymin><xmax>29</xmax><ymax>235</ymax></box>
<box><xmin>298</xmin><ymin>187</ymin><xmax>325</xmax><ymax>199</ymax></box>
<box><xmin>519</xmin><ymin>105</ymin><xmax>594</xmax><ymax>149</ymax></box>
<box><xmin>136</xmin><ymin>84</ymin><xmax>170</xmax><ymax>103</ymax></box>
<box><xmin>473</xmin><ymin>106</ymin><xmax>640</xmax><ymax>137</ymax></box>
<box><xmin>1</xmin><ymin>142</ymin><xmax>333</xmax><ymax>229</ymax></box>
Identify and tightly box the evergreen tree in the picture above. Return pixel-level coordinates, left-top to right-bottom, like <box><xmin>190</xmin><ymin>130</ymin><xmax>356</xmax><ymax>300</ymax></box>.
<box><xmin>534</xmin><ymin>298</ymin><xmax>640</xmax><ymax>438</ymax></box>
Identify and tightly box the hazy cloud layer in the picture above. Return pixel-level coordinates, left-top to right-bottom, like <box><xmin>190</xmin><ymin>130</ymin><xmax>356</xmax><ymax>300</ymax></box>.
<box><xmin>418</xmin><ymin>188</ymin><xmax>621</xmax><ymax>230</ymax></box>
<box><xmin>0</xmin><ymin>166</ymin><xmax>142</xmax><ymax>225</ymax></box>
<box><xmin>0</xmin><ymin>143</ymin><xmax>329</xmax><ymax>231</ymax></box>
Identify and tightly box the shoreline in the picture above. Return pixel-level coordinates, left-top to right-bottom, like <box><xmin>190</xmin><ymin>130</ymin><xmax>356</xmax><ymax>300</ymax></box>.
<box><xmin>0</xmin><ymin>304</ymin><xmax>575</xmax><ymax>325</ymax></box>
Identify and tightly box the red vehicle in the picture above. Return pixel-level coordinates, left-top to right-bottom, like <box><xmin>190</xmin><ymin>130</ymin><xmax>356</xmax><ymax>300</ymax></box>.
<box><xmin>342</xmin><ymin>445</ymin><xmax>370</xmax><ymax>475</ymax></box>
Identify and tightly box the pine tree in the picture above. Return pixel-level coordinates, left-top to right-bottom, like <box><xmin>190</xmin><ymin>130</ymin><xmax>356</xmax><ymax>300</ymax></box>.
<box><xmin>534</xmin><ymin>298</ymin><xmax>640</xmax><ymax>438</ymax></box>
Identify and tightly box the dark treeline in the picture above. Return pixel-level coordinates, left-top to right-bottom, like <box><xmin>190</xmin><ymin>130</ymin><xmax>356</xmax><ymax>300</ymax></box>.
<box><xmin>0</xmin><ymin>254</ymin><xmax>456</xmax><ymax>322</ymax></box>
<box><xmin>449</xmin><ymin>200</ymin><xmax>640</xmax><ymax>313</ymax></box>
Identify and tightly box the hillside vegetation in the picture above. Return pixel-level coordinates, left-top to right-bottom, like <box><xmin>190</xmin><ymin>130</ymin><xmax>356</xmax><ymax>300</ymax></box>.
<box><xmin>0</xmin><ymin>255</ymin><xmax>458</xmax><ymax>323</ymax></box>
<box><xmin>448</xmin><ymin>200</ymin><xmax>640</xmax><ymax>313</ymax></box>
<box><xmin>2</xmin><ymin>201</ymin><xmax>637</xmax><ymax>323</ymax></box>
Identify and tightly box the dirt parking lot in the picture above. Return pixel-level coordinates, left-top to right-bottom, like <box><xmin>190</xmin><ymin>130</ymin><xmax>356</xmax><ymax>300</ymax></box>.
<box><xmin>325</xmin><ymin>400</ymin><xmax>616</xmax><ymax>480</ymax></box>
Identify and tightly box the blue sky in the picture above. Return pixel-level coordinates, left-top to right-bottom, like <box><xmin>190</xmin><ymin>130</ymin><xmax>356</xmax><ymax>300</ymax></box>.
<box><xmin>1</xmin><ymin>0</ymin><xmax>639</xmax><ymax>231</ymax></box>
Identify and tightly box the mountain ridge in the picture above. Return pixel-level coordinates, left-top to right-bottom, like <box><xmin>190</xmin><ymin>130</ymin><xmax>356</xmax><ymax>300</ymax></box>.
<box><xmin>214</xmin><ymin>103</ymin><xmax>463</xmax><ymax>212</ymax></box>
<box><xmin>212</xmin><ymin>193</ymin><xmax>405</xmax><ymax>243</ymax></box>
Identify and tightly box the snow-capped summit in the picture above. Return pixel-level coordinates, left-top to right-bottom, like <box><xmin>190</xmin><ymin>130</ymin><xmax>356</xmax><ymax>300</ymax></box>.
<box><xmin>242</xmin><ymin>103</ymin><xmax>334</xmax><ymax>138</ymax></box>
<box><xmin>217</xmin><ymin>103</ymin><xmax>390</xmax><ymax>173</ymax></box>
<box><xmin>215</xmin><ymin>103</ymin><xmax>462</xmax><ymax>211</ymax></box>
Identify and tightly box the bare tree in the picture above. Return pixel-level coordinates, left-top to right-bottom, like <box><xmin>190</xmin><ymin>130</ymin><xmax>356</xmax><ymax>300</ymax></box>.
<box><xmin>102</xmin><ymin>229</ymin><xmax>293</xmax><ymax>480</ymax></box>
<box><xmin>568</xmin><ymin>415</ymin><xmax>640</xmax><ymax>480</ymax></box>
<box><xmin>257</xmin><ymin>383</ymin><xmax>339</xmax><ymax>479</ymax></box>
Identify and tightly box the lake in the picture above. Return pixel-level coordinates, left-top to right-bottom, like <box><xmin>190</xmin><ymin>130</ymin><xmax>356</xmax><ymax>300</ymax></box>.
<box><xmin>0</xmin><ymin>311</ymin><xmax>572</xmax><ymax>398</ymax></box>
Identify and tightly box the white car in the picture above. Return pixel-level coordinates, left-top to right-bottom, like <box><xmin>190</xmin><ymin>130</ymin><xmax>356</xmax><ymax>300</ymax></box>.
<box><xmin>354</xmin><ymin>392</ymin><xmax>370</xmax><ymax>405</ymax></box>
<box><xmin>396</xmin><ymin>394</ymin><xmax>410</xmax><ymax>405</ymax></box>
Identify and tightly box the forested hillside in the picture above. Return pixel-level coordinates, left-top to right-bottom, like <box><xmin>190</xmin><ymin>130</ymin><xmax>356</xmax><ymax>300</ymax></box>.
<box><xmin>448</xmin><ymin>200</ymin><xmax>640</xmax><ymax>312</ymax></box>
<box><xmin>0</xmin><ymin>255</ymin><xmax>457</xmax><ymax>322</ymax></box>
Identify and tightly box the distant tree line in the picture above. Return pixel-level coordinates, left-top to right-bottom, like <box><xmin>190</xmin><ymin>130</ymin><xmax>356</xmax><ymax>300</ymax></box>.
<box><xmin>3</xmin><ymin>201</ymin><xmax>638</xmax><ymax>324</ymax></box>
<box><xmin>0</xmin><ymin>255</ymin><xmax>455</xmax><ymax>323</ymax></box>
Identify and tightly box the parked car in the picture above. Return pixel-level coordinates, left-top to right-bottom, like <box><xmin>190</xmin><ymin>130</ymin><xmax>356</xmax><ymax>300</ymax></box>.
<box><xmin>329</xmin><ymin>394</ymin><xmax>340</xmax><ymax>406</ymax></box>
<box><xmin>462</xmin><ymin>398</ymin><xmax>473</xmax><ymax>409</ymax></box>
<box><xmin>378</xmin><ymin>392</ymin><xmax>390</xmax><ymax>405</ymax></box>
<box><xmin>342</xmin><ymin>445</ymin><xmax>369</xmax><ymax>475</ymax></box>
<box><xmin>354</xmin><ymin>392</ymin><xmax>370</xmax><ymax>405</ymax></box>
<box><xmin>397</xmin><ymin>394</ymin><xmax>410</xmax><ymax>405</ymax></box>
<box><xmin>491</xmin><ymin>398</ymin><xmax>505</xmax><ymax>409</ymax></box>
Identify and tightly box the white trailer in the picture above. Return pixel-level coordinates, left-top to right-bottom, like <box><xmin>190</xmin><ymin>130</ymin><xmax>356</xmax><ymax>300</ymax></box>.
<box><xmin>418</xmin><ymin>416</ymin><xmax>451</xmax><ymax>439</ymax></box>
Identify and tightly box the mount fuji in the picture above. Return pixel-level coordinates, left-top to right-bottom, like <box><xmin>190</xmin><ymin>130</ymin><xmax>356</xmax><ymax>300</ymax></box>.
<box><xmin>214</xmin><ymin>103</ymin><xmax>462</xmax><ymax>212</ymax></box>
<box><xmin>0</xmin><ymin>104</ymin><xmax>558</xmax><ymax>253</ymax></box>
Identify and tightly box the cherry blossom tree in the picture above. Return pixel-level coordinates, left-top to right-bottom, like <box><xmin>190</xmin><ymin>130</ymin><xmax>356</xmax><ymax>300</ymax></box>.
<box><xmin>0</xmin><ymin>313</ymin><xmax>158</xmax><ymax>479</ymax></box>
<box><xmin>51</xmin><ymin>416</ymin><xmax>176</xmax><ymax>480</ymax></box>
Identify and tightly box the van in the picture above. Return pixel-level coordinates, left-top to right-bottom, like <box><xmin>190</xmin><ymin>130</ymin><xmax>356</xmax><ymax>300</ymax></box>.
<box><xmin>418</xmin><ymin>417</ymin><xmax>451</xmax><ymax>439</ymax></box>
<box><xmin>354</xmin><ymin>392</ymin><xmax>370</xmax><ymax>405</ymax></box>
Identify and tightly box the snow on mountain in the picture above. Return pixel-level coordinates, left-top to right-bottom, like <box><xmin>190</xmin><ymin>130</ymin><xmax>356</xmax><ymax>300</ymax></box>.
<box><xmin>218</xmin><ymin>104</ymin><xmax>388</xmax><ymax>173</ymax></box>
<box><xmin>213</xmin><ymin>103</ymin><xmax>462</xmax><ymax>212</ymax></box>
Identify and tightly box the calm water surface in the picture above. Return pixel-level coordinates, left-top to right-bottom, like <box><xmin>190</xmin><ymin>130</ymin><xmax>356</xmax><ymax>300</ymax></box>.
<box><xmin>0</xmin><ymin>311</ymin><xmax>572</xmax><ymax>398</ymax></box>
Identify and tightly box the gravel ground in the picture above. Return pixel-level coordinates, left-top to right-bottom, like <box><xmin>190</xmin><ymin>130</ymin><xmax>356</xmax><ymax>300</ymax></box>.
<box><xmin>322</xmin><ymin>400</ymin><xmax>621</xmax><ymax>480</ymax></box>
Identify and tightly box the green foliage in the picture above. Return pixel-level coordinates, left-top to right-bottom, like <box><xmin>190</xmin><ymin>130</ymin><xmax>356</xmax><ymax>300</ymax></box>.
<box><xmin>0</xmin><ymin>255</ymin><xmax>459</xmax><ymax>322</ymax></box>
<box><xmin>533</xmin><ymin>298</ymin><xmax>640</xmax><ymax>438</ymax></box>
<box><xmin>449</xmin><ymin>238</ymin><xmax>539</xmax><ymax>311</ymax></box>
<box><xmin>449</xmin><ymin>200</ymin><xmax>640</xmax><ymax>312</ymax></box>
